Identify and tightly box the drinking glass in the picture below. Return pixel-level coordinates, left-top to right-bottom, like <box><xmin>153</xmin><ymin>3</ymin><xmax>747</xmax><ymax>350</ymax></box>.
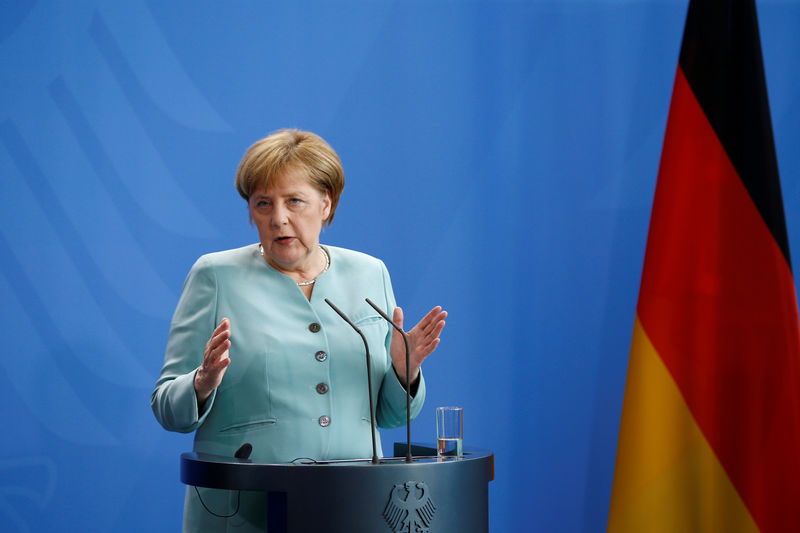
<box><xmin>436</xmin><ymin>406</ymin><xmax>463</xmax><ymax>458</ymax></box>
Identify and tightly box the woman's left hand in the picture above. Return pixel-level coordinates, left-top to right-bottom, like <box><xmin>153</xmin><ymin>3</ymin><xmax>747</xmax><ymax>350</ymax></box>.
<box><xmin>390</xmin><ymin>306</ymin><xmax>447</xmax><ymax>387</ymax></box>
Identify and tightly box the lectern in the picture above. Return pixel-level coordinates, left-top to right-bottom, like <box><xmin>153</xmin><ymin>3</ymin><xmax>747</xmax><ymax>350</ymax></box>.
<box><xmin>180</xmin><ymin>444</ymin><xmax>494</xmax><ymax>532</ymax></box>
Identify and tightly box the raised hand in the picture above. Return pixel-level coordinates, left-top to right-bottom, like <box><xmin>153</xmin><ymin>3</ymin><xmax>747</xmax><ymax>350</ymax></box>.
<box><xmin>390</xmin><ymin>306</ymin><xmax>447</xmax><ymax>387</ymax></box>
<box><xmin>194</xmin><ymin>318</ymin><xmax>231</xmax><ymax>407</ymax></box>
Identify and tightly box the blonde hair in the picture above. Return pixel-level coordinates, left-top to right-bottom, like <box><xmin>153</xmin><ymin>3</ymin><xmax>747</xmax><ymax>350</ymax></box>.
<box><xmin>235</xmin><ymin>129</ymin><xmax>345</xmax><ymax>225</ymax></box>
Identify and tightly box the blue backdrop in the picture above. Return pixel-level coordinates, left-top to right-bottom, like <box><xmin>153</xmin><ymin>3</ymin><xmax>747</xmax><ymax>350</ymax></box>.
<box><xmin>1</xmin><ymin>1</ymin><xmax>798</xmax><ymax>531</ymax></box>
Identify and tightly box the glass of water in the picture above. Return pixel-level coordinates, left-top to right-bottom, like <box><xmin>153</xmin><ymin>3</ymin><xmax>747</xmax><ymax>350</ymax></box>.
<box><xmin>436</xmin><ymin>406</ymin><xmax>463</xmax><ymax>459</ymax></box>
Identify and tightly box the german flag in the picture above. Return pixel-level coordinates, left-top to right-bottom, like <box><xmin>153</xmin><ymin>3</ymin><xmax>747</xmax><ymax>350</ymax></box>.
<box><xmin>608</xmin><ymin>2</ymin><xmax>800</xmax><ymax>531</ymax></box>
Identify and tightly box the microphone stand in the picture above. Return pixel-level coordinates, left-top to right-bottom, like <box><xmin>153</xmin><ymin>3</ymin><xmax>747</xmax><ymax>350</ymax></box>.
<box><xmin>365</xmin><ymin>298</ymin><xmax>413</xmax><ymax>463</ymax></box>
<box><xmin>324</xmin><ymin>298</ymin><xmax>380</xmax><ymax>464</ymax></box>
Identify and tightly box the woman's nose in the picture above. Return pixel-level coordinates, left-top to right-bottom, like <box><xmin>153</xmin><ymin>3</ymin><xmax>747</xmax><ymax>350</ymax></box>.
<box><xmin>271</xmin><ymin>205</ymin><xmax>289</xmax><ymax>226</ymax></box>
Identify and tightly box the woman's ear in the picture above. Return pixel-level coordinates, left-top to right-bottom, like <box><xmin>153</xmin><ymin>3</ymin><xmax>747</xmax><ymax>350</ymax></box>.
<box><xmin>322</xmin><ymin>191</ymin><xmax>332</xmax><ymax>221</ymax></box>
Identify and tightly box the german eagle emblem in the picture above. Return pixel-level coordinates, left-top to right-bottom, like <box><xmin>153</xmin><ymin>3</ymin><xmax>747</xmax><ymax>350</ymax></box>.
<box><xmin>383</xmin><ymin>481</ymin><xmax>437</xmax><ymax>533</ymax></box>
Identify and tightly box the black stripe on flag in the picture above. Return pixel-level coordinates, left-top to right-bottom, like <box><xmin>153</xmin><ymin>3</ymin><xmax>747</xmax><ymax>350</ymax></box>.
<box><xmin>678</xmin><ymin>0</ymin><xmax>791</xmax><ymax>269</ymax></box>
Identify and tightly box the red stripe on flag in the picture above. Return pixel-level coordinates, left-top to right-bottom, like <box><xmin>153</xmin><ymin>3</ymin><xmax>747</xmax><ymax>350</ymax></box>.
<box><xmin>638</xmin><ymin>67</ymin><xmax>800</xmax><ymax>532</ymax></box>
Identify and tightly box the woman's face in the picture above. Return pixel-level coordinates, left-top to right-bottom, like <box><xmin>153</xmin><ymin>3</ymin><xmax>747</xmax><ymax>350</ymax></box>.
<box><xmin>249</xmin><ymin>166</ymin><xmax>331</xmax><ymax>273</ymax></box>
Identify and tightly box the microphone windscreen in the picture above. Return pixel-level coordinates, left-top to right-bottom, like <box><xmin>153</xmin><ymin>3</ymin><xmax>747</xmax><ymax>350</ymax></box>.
<box><xmin>234</xmin><ymin>443</ymin><xmax>253</xmax><ymax>460</ymax></box>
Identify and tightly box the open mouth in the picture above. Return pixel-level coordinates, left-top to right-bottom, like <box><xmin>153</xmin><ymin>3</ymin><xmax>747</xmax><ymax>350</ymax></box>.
<box><xmin>275</xmin><ymin>236</ymin><xmax>293</xmax><ymax>243</ymax></box>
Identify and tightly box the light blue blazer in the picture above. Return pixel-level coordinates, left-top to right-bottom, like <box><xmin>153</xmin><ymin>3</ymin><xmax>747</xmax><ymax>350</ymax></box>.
<box><xmin>151</xmin><ymin>244</ymin><xmax>425</xmax><ymax>532</ymax></box>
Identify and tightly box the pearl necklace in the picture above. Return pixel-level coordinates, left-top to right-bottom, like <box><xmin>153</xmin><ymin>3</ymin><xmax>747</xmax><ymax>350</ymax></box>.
<box><xmin>259</xmin><ymin>244</ymin><xmax>329</xmax><ymax>286</ymax></box>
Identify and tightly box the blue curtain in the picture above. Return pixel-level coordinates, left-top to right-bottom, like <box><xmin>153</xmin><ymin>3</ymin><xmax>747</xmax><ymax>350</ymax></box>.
<box><xmin>1</xmin><ymin>1</ymin><xmax>798</xmax><ymax>531</ymax></box>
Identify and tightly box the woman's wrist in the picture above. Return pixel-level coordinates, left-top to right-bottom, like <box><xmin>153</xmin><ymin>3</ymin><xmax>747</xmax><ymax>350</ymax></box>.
<box><xmin>194</xmin><ymin>368</ymin><xmax>213</xmax><ymax>406</ymax></box>
<box><xmin>393</xmin><ymin>366</ymin><xmax>421</xmax><ymax>395</ymax></box>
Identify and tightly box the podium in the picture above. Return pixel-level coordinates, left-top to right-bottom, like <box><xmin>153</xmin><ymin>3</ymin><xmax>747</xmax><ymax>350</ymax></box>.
<box><xmin>180</xmin><ymin>444</ymin><xmax>494</xmax><ymax>532</ymax></box>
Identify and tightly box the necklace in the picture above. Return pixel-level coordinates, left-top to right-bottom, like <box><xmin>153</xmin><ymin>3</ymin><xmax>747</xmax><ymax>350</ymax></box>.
<box><xmin>259</xmin><ymin>244</ymin><xmax>329</xmax><ymax>286</ymax></box>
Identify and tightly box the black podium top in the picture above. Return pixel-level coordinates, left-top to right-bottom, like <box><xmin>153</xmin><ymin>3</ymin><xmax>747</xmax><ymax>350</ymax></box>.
<box><xmin>181</xmin><ymin>447</ymin><xmax>494</xmax><ymax>491</ymax></box>
<box><xmin>180</xmin><ymin>445</ymin><xmax>494</xmax><ymax>533</ymax></box>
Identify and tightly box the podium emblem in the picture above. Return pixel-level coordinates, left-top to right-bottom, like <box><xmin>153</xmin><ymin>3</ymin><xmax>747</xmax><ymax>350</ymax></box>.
<box><xmin>383</xmin><ymin>481</ymin><xmax>437</xmax><ymax>532</ymax></box>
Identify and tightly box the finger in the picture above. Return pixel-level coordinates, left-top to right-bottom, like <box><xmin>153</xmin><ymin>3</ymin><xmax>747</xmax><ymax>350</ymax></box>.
<box><xmin>202</xmin><ymin>355</ymin><xmax>231</xmax><ymax>381</ymax></box>
<box><xmin>430</xmin><ymin>317</ymin><xmax>446</xmax><ymax>337</ymax></box>
<box><xmin>422</xmin><ymin>312</ymin><xmax>446</xmax><ymax>333</ymax></box>
<box><xmin>212</xmin><ymin>353</ymin><xmax>232</xmax><ymax>371</ymax></box>
<box><xmin>212</xmin><ymin>318</ymin><xmax>232</xmax><ymax>340</ymax></box>
<box><xmin>417</xmin><ymin>316</ymin><xmax>446</xmax><ymax>343</ymax></box>
<box><xmin>204</xmin><ymin>339</ymin><xmax>231</xmax><ymax>367</ymax></box>
<box><xmin>421</xmin><ymin>327</ymin><xmax>443</xmax><ymax>346</ymax></box>
<box><xmin>393</xmin><ymin>306</ymin><xmax>404</xmax><ymax>330</ymax></box>
<box><xmin>203</xmin><ymin>343</ymin><xmax>229</xmax><ymax>368</ymax></box>
<box><xmin>416</xmin><ymin>306</ymin><xmax>441</xmax><ymax>328</ymax></box>
<box><xmin>208</xmin><ymin>329</ymin><xmax>231</xmax><ymax>352</ymax></box>
<box><xmin>415</xmin><ymin>319</ymin><xmax>445</xmax><ymax>354</ymax></box>
<box><xmin>417</xmin><ymin>307</ymin><xmax>446</xmax><ymax>334</ymax></box>
<box><xmin>416</xmin><ymin>337</ymin><xmax>441</xmax><ymax>360</ymax></box>
<box><xmin>212</xmin><ymin>317</ymin><xmax>231</xmax><ymax>335</ymax></box>
<box><xmin>207</xmin><ymin>321</ymin><xmax>232</xmax><ymax>350</ymax></box>
<box><xmin>204</xmin><ymin>330</ymin><xmax>231</xmax><ymax>357</ymax></box>
<box><xmin>209</xmin><ymin>337</ymin><xmax>231</xmax><ymax>358</ymax></box>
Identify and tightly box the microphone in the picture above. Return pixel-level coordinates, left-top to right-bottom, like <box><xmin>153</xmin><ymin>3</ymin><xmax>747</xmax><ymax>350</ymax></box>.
<box><xmin>324</xmin><ymin>298</ymin><xmax>380</xmax><ymax>464</ymax></box>
<box><xmin>234</xmin><ymin>442</ymin><xmax>253</xmax><ymax>460</ymax></box>
<box><xmin>365</xmin><ymin>298</ymin><xmax>413</xmax><ymax>463</ymax></box>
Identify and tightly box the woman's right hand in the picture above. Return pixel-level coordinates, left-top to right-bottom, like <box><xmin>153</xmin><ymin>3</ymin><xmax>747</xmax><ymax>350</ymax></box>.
<box><xmin>194</xmin><ymin>318</ymin><xmax>231</xmax><ymax>407</ymax></box>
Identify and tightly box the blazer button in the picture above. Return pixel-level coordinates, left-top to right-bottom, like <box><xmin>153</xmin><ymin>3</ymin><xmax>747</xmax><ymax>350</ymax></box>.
<box><xmin>315</xmin><ymin>350</ymin><xmax>328</xmax><ymax>362</ymax></box>
<box><xmin>309</xmin><ymin>323</ymin><xmax>321</xmax><ymax>333</ymax></box>
<box><xmin>316</xmin><ymin>382</ymin><xmax>329</xmax><ymax>395</ymax></box>
<box><xmin>319</xmin><ymin>415</ymin><xmax>331</xmax><ymax>427</ymax></box>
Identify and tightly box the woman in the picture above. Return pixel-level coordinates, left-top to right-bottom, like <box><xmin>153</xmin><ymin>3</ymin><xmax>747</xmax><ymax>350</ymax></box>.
<box><xmin>151</xmin><ymin>129</ymin><xmax>447</xmax><ymax>532</ymax></box>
